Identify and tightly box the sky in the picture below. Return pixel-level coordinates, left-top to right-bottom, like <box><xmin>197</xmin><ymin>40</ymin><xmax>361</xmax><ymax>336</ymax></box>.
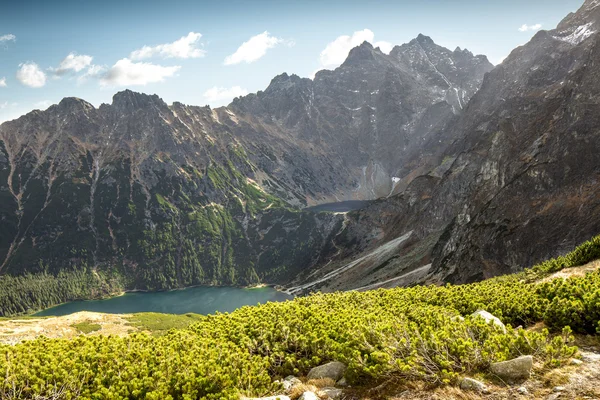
<box><xmin>0</xmin><ymin>0</ymin><xmax>584</xmax><ymax>123</ymax></box>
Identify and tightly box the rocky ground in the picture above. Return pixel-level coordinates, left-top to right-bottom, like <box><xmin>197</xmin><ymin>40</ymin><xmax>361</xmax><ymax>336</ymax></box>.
<box><xmin>242</xmin><ymin>334</ymin><xmax>600</xmax><ymax>400</ymax></box>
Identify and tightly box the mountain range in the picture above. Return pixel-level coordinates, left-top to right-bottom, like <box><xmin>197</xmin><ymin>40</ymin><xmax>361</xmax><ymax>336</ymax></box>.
<box><xmin>1</xmin><ymin>0</ymin><xmax>599</xmax><ymax>312</ymax></box>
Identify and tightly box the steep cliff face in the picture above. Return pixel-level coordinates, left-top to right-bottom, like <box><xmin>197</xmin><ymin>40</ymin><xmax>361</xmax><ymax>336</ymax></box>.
<box><xmin>427</xmin><ymin>0</ymin><xmax>600</xmax><ymax>282</ymax></box>
<box><xmin>294</xmin><ymin>0</ymin><xmax>600</xmax><ymax>292</ymax></box>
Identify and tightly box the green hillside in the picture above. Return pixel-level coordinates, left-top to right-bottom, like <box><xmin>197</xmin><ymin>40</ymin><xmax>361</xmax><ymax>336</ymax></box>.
<box><xmin>1</xmin><ymin>235</ymin><xmax>600</xmax><ymax>399</ymax></box>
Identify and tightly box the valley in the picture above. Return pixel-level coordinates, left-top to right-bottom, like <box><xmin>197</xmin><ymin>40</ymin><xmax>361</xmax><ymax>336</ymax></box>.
<box><xmin>2</xmin><ymin>0</ymin><xmax>600</xmax><ymax>398</ymax></box>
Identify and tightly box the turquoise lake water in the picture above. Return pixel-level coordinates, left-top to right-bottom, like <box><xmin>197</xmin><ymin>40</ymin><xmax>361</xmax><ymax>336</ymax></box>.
<box><xmin>35</xmin><ymin>286</ymin><xmax>292</xmax><ymax>316</ymax></box>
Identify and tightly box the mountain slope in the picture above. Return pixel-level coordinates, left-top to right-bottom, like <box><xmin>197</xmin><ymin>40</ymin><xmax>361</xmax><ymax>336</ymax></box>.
<box><xmin>230</xmin><ymin>38</ymin><xmax>492</xmax><ymax>201</ymax></box>
<box><xmin>0</xmin><ymin>91</ymin><xmax>341</xmax><ymax>294</ymax></box>
<box><xmin>293</xmin><ymin>0</ymin><xmax>600</xmax><ymax>292</ymax></box>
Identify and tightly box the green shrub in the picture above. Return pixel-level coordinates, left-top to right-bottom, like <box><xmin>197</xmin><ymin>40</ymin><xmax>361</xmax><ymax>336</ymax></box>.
<box><xmin>71</xmin><ymin>321</ymin><xmax>102</xmax><ymax>334</ymax></box>
<box><xmin>538</xmin><ymin>271</ymin><xmax>600</xmax><ymax>334</ymax></box>
<box><xmin>1</xmin><ymin>234</ymin><xmax>599</xmax><ymax>398</ymax></box>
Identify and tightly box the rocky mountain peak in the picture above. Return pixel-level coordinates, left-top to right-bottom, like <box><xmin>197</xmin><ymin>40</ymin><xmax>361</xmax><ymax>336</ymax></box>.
<box><xmin>341</xmin><ymin>41</ymin><xmax>379</xmax><ymax>66</ymax></box>
<box><xmin>556</xmin><ymin>0</ymin><xmax>600</xmax><ymax>35</ymax></box>
<box><xmin>111</xmin><ymin>89</ymin><xmax>167</xmax><ymax>111</ymax></box>
<box><xmin>56</xmin><ymin>97</ymin><xmax>95</xmax><ymax>114</ymax></box>
<box><xmin>264</xmin><ymin>72</ymin><xmax>308</xmax><ymax>93</ymax></box>
<box><xmin>415</xmin><ymin>33</ymin><xmax>435</xmax><ymax>45</ymax></box>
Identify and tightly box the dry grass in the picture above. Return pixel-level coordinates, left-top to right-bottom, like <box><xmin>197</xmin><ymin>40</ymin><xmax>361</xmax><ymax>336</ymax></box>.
<box><xmin>542</xmin><ymin>368</ymin><xmax>571</xmax><ymax>387</ymax></box>
<box><xmin>539</xmin><ymin>259</ymin><xmax>600</xmax><ymax>283</ymax></box>
<box><xmin>306</xmin><ymin>378</ymin><xmax>336</xmax><ymax>388</ymax></box>
<box><xmin>0</xmin><ymin>311</ymin><xmax>134</xmax><ymax>344</ymax></box>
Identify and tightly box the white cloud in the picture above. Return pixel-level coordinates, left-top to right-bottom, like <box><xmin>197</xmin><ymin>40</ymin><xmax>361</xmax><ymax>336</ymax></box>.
<box><xmin>317</xmin><ymin>29</ymin><xmax>393</xmax><ymax>72</ymax></box>
<box><xmin>319</xmin><ymin>29</ymin><xmax>375</xmax><ymax>68</ymax></box>
<box><xmin>77</xmin><ymin>64</ymin><xmax>107</xmax><ymax>84</ymax></box>
<box><xmin>0</xmin><ymin>34</ymin><xmax>16</xmax><ymax>42</ymax></box>
<box><xmin>203</xmin><ymin>86</ymin><xmax>248</xmax><ymax>104</ymax></box>
<box><xmin>374</xmin><ymin>41</ymin><xmax>394</xmax><ymax>54</ymax></box>
<box><xmin>130</xmin><ymin>32</ymin><xmax>205</xmax><ymax>60</ymax></box>
<box><xmin>0</xmin><ymin>77</ymin><xmax>6</xmax><ymax>87</ymax></box>
<box><xmin>519</xmin><ymin>24</ymin><xmax>542</xmax><ymax>32</ymax></box>
<box><xmin>224</xmin><ymin>31</ymin><xmax>286</xmax><ymax>65</ymax></box>
<box><xmin>54</xmin><ymin>53</ymin><xmax>93</xmax><ymax>75</ymax></box>
<box><xmin>16</xmin><ymin>62</ymin><xmax>47</xmax><ymax>88</ymax></box>
<box><xmin>100</xmin><ymin>58</ymin><xmax>181</xmax><ymax>86</ymax></box>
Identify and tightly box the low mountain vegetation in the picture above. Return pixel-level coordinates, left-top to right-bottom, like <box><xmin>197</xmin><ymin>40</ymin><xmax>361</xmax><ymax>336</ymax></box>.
<box><xmin>1</xmin><ymin>235</ymin><xmax>599</xmax><ymax>399</ymax></box>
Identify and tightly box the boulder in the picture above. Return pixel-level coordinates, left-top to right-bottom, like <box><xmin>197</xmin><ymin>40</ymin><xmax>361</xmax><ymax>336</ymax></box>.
<box><xmin>489</xmin><ymin>355</ymin><xmax>533</xmax><ymax>382</ymax></box>
<box><xmin>298</xmin><ymin>392</ymin><xmax>319</xmax><ymax>400</ymax></box>
<box><xmin>282</xmin><ymin>376</ymin><xmax>301</xmax><ymax>392</ymax></box>
<box><xmin>307</xmin><ymin>361</ymin><xmax>347</xmax><ymax>381</ymax></box>
<box><xmin>244</xmin><ymin>396</ymin><xmax>291</xmax><ymax>400</ymax></box>
<box><xmin>471</xmin><ymin>310</ymin><xmax>506</xmax><ymax>332</ymax></box>
<box><xmin>459</xmin><ymin>377</ymin><xmax>487</xmax><ymax>392</ymax></box>
<box><xmin>321</xmin><ymin>387</ymin><xmax>343</xmax><ymax>399</ymax></box>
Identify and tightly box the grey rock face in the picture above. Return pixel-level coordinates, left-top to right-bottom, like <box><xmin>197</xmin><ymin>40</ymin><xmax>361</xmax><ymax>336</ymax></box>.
<box><xmin>459</xmin><ymin>377</ymin><xmax>488</xmax><ymax>392</ymax></box>
<box><xmin>489</xmin><ymin>355</ymin><xmax>534</xmax><ymax>382</ymax></box>
<box><xmin>424</xmin><ymin>0</ymin><xmax>600</xmax><ymax>283</ymax></box>
<box><xmin>231</xmin><ymin>39</ymin><xmax>492</xmax><ymax>201</ymax></box>
<box><xmin>308</xmin><ymin>0</ymin><xmax>600</xmax><ymax>292</ymax></box>
<box><xmin>307</xmin><ymin>361</ymin><xmax>347</xmax><ymax>381</ymax></box>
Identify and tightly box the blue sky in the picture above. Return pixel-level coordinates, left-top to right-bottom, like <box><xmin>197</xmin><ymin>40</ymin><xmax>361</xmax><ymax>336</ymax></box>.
<box><xmin>0</xmin><ymin>0</ymin><xmax>584</xmax><ymax>123</ymax></box>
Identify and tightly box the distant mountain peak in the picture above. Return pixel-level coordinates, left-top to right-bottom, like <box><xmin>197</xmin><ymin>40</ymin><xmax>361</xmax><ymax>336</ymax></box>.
<box><xmin>342</xmin><ymin>41</ymin><xmax>378</xmax><ymax>66</ymax></box>
<box><xmin>57</xmin><ymin>97</ymin><xmax>95</xmax><ymax>112</ymax></box>
<box><xmin>112</xmin><ymin>89</ymin><xmax>166</xmax><ymax>110</ymax></box>
<box><xmin>557</xmin><ymin>0</ymin><xmax>600</xmax><ymax>32</ymax></box>
<box><xmin>416</xmin><ymin>33</ymin><xmax>435</xmax><ymax>45</ymax></box>
<box><xmin>265</xmin><ymin>72</ymin><xmax>308</xmax><ymax>93</ymax></box>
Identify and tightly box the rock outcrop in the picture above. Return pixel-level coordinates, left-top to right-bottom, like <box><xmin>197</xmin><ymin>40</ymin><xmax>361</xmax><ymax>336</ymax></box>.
<box><xmin>489</xmin><ymin>355</ymin><xmax>534</xmax><ymax>382</ymax></box>
<box><xmin>307</xmin><ymin>361</ymin><xmax>347</xmax><ymax>381</ymax></box>
<box><xmin>472</xmin><ymin>310</ymin><xmax>506</xmax><ymax>333</ymax></box>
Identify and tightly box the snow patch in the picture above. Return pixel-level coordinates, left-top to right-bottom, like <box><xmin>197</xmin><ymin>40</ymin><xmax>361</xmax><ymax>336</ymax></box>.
<box><xmin>387</xmin><ymin>177</ymin><xmax>401</xmax><ymax>197</ymax></box>
<box><xmin>553</xmin><ymin>23</ymin><xmax>596</xmax><ymax>45</ymax></box>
